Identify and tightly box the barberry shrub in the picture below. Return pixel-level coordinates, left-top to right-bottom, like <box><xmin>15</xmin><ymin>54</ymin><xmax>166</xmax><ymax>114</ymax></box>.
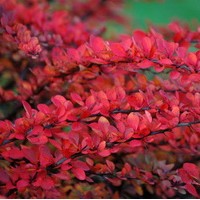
<box><xmin>0</xmin><ymin>0</ymin><xmax>200</xmax><ymax>198</ymax></box>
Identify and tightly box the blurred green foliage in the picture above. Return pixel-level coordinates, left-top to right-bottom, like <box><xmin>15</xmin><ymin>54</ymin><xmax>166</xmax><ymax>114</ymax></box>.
<box><xmin>106</xmin><ymin>0</ymin><xmax>200</xmax><ymax>37</ymax></box>
<box><xmin>125</xmin><ymin>0</ymin><xmax>200</xmax><ymax>29</ymax></box>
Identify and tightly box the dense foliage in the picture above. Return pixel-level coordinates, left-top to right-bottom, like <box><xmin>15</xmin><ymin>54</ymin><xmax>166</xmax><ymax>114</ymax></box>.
<box><xmin>0</xmin><ymin>0</ymin><xmax>200</xmax><ymax>198</ymax></box>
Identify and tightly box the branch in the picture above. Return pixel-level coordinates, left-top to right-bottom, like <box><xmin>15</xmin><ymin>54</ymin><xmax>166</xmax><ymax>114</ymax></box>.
<box><xmin>177</xmin><ymin>120</ymin><xmax>200</xmax><ymax>127</ymax></box>
<box><xmin>150</xmin><ymin>59</ymin><xmax>192</xmax><ymax>72</ymax></box>
<box><xmin>87</xmin><ymin>107</ymin><xmax>151</xmax><ymax>120</ymax></box>
<box><xmin>111</xmin><ymin>107</ymin><xmax>150</xmax><ymax>114</ymax></box>
<box><xmin>50</xmin><ymin>119</ymin><xmax>200</xmax><ymax>169</ymax></box>
<box><xmin>150</xmin><ymin>120</ymin><xmax>200</xmax><ymax>136</ymax></box>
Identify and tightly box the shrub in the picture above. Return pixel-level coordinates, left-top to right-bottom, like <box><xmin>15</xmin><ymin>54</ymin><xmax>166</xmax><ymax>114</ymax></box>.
<box><xmin>0</xmin><ymin>0</ymin><xmax>200</xmax><ymax>198</ymax></box>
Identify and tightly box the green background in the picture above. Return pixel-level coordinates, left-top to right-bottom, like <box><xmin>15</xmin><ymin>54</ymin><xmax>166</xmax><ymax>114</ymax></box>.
<box><xmin>107</xmin><ymin>0</ymin><xmax>200</xmax><ymax>36</ymax></box>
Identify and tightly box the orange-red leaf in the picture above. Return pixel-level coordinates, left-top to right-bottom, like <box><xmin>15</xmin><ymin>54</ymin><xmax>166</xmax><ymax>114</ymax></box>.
<box><xmin>127</xmin><ymin>92</ymin><xmax>144</xmax><ymax>109</ymax></box>
<box><xmin>187</xmin><ymin>52</ymin><xmax>197</xmax><ymax>66</ymax></box>
<box><xmin>106</xmin><ymin>160</ymin><xmax>115</xmax><ymax>171</ymax></box>
<box><xmin>51</xmin><ymin>95</ymin><xmax>67</xmax><ymax>107</ymax></box>
<box><xmin>37</xmin><ymin>104</ymin><xmax>50</xmax><ymax>114</ymax></box>
<box><xmin>98</xmin><ymin>141</ymin><xmax>106</xmax><ymax>151</ymax></box>
<box><xmin>145</xmin><ymin>110</ymin><xmax>152</xmax><ymax>123</ymax></box>
<box><xmin>110</xmin><ymin>43</ymin><xmax>126</xmax><ymax>57</ymax></box>
<box><xmin>22</xmin><ymin>100</ymin><xmax>32</xmax><ymax>118</ymax></box>
<box><xmin>70</xmin><ymin>92</ymin><xmax>84</xmax><ymax>106</ymax></box>
<box><xmin>141</xmin><ymin>37</ymin><xmax>152</xmax><ymax>55</ymax></box>
<box><xmin>90</xmin><ymin>35</ymin><xmax>106</xmax><ymax>53</ymax></box>
<box><xmin>72</xmin><ymin>168</ymin><xmax>86</xmax><ymax>180</ymax></box>
<box><xmin>98</xmin><ymin>149</ymin><xmax>111</xmax><ymax>157</ymax></box>
<box><xmin>137</xmin><ymin>59</ymin><xmax>153</xmax><ymax>69</ymax></box>
<box><xmin>159</xmin><ymin>58</ymin><xmax>173</xmax><ymax>65</ymax></box>
<box><xmin>98</xmin><ymin>116</ymin><xmax>110</xmax><ymax>133</ymax></box>
<box><xmin>127</xmin><ymin>113</ymin><xmax>139</xmax><ymax>130</ymax></box>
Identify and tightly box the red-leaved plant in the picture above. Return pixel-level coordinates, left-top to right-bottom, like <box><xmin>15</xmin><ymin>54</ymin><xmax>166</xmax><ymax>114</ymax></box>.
<box><xmin>0</xmin><ymin>0</ymin><xmax>200</xmax><ymax>198</ymax></box>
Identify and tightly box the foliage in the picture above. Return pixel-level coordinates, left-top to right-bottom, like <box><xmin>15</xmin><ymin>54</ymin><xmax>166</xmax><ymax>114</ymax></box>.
<box><xmin>0</xmin><ymin>0</ymin><xmax>200</xmax><ymax>198</ymax></box>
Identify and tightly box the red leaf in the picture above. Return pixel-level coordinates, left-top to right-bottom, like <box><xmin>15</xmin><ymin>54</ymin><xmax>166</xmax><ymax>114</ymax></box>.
<box><xmin>37</xmin><ymin>104</ymin><xmax>50</xmax><ymax>114</ymax></box>
<box><xmin>72</xmin><ymin>160</ymin><xmax>90</xmax><ymax>171</ymax></box>
<box><xmin>116</xmin><ymin>121</ymin><xmax>125</xmax><ymax>133</ymax></box>
<box><xmin>124</xmin><ymin>163</ymin><xmax>132</xmax><ymax>173</ymax></box>
<box><xmin>90</xmin><ymin>35</ymin><xmax>106</xmax><ymax>53</ymax></box>
<box><xmin>172</xmin><ymin>106</ymin><xmax>180</xmax><ymax>117</ymax></box>
<box><xmin>170</xmin><ymin>70</ymin><xmax>181</xmax><ymax>80</ymax></box>
<box><xmin>159</xmin><ymin>58</ymin><xmax>173</xmax><ymax>65</ymax></box>
<box><xmin>86</xmin><ymin>158</ymin><xmax>94</xmax><ymax>166</ymax></box>
<box><xmin>22</xmin><ymin>100</ymin><xmax>32</xmax><ymax>118</ymax></box>
<box><xmin>86</xmin><ymin>95</ymin><xmax>95</xmax><ymax>109</ymax></box>
<box><xmin>183</xmin><ymin>163</ymin><xmax>199</xmax><ymax>178</ymax></box>
<box><xmin>67</xmin><ymin>48</ymin><xmax>80</xmax><ymax>62</ymax></box>
<box><xmin>54</xmin><ymin>172</ymin><xmax>70</xmax><ymax>180</ymax></box>
<box><xmin>98</xmin><ymin>141</ymin><xmax>106</xmax><ymax>151</ymax></box>
<box><xmin>187</xmin><ymin>52</ymin><xmax>197</xmax><ymax>66</ymax></box>
<box><xmin>98</xmin><ymin>149</ymin><xmax>111</xmax><ymax>157</ymax></box>
<box><xmin>179</xmin><ymin>169</ymin><xmax>192</xmax><ymax>183</ymax></box>
<box><xmin>22</xmin><ymin>146</ymin><xmax>38</xmax><ymax>164</ymax></box>
<box><xmin>27</xmin><ymin>126</ymin><xmax>48</xmax><ymax>145</ymax></box>
<box><xmin>106</xmin><ymin>160</ymin><xmax>115</xmax><ymax>171</ymax></box>
<box><xmin>106</xmin><ymin>177</ymin><xmax>121</xmax><ymax>187</ymax></box>
<box><xmin>185</xmin><ymin>184</ymin><xmax>199</xmax><ymax>198</ymax></box>
<box><xmin>41</xmin><ymin>176</ymin><xmax>54</xmax><ymax>190</ymax></box>
<box><xmin>39</xmin><ymin>145</ymin><xmax>54</xmax><ymax>167</ymax></box>
<box><xmin>49</xmin><ymin>138</ymin><xmax>62</xmax><ymax>150</ymax></box>
<box><xmin>127</xmin><ymin>92</ymin><xmax>144</xmax><ymax>109</ymax></box>
<box><xmin>33</xmin><ymin>175</ymin><xmax>54</xmax><ymax>190</ymax></box>
<box><xmin>51</xmin><ymin>95</ymin><xmax>67</xmax><ymax>107</ymax></box>
<box><xmin>98</xmin><ymin>117</ymin><xmax>110</xmax><ymax>133</ymax></box>
<box><xmin>127</xmin><ymin>113</ymin><xmax>139</xmax><ymax>130</ymax></box>
<box><xmin>28</xmin><ymin>134</ymin><xmax>48</xmax><ymax>145</ymax></box>
<box><xmin>116</xmin><ymin>86</ymin><xmax>126</xmax><ymax>100</ymax></box>
<box><xmin>133</xmin><ymin>30</ymin><xmax>146</xmax><ymax>42</ymax></box>
<box><xmin>137</xmin><ymin>59</ymin><xmax>153</xmax><ymax>69</ymax></box>
<box><xmin>0</xmin><ymin>169</ymin><xmax>9</xmax><ymax>183</ymax></box>
<box><xmin>70</xmin><ymin>93</ymin><xmax>84</xmax><ymax>106</ymax></box>
<box><xmin>189</xmin><ymin>74</ymin><xmax>200</xmax><ymax>82</ymax></box>
<box><xmin>145</xmin><ymin>110</ymin><xmax>152</xmax><ymax>123</ymax></box>
<box><xmin>72</xmin><ymin>168</ymin><xmax>86</xmax><ymax>180</ymax></box>
<box><xmin>16</xmin><ymin>180</ymin><xmax>29</xmax><ymax>192</ymax></box>
<box><xmin>110</xmin><ymin>43</ymin><xmax>126</xmax><ymax>57</ymax></box>
<box><xmin>2</xmin><ymin>147</ymin><xmax>23</xmax><ymax>159</ymax></box>
<box><xmin>130</xmin><ymin>140</ymin><xmax>142</xmax><ymax>148</ymax></box>
<box><xmin>141</xmin><ymin>37</ymin><xmax>152</xmax><ymax>56</ymax></box>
